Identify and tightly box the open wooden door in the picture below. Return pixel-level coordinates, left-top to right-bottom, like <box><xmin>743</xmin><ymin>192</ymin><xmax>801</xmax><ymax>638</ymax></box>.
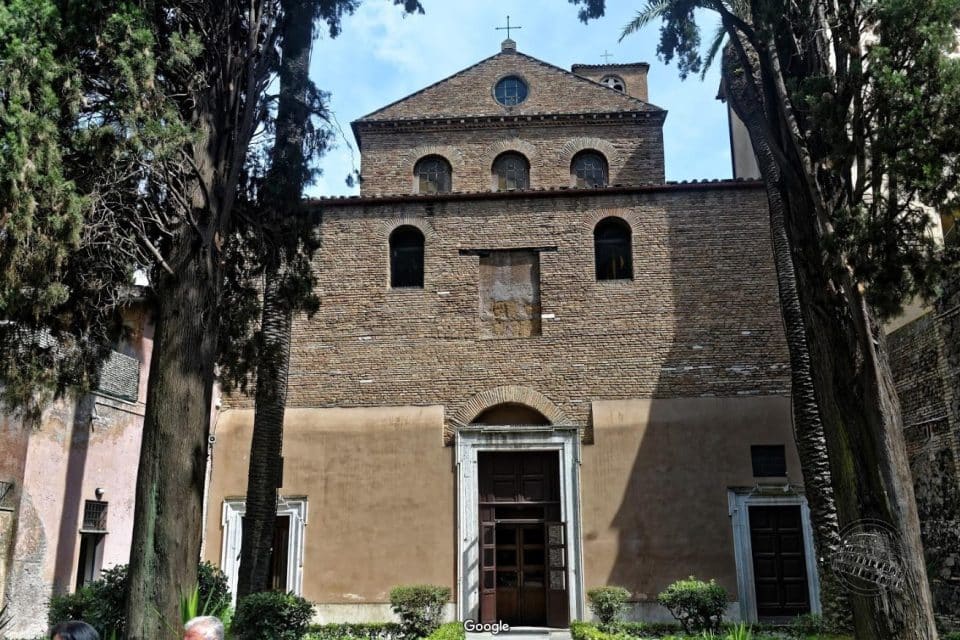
<box><xmin>545</xmin><ymin>521</ymin><xmax>569</xmax><ymax>627</ymax></box>
<box><xmin>480</xmin><ymin>506</ymin><xmax>497</xmax><ymax>624</ymax></box>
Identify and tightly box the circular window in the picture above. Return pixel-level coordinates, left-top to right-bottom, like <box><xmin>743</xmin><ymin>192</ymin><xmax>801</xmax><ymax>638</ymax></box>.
<box><xmin>494</xmin><ymin>76</ymin><xmax>528</xmax><ymax>106</ymax></box>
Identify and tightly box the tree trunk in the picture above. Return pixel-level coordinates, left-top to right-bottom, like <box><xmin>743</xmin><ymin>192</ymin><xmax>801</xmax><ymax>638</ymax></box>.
<box><xmin>126</xmin><ymin>233</ymin><xmax>220</xmax><ymax>639</ymax></box>
<box><xmin>236</xmin><ymin>0</ymin><xmax>314</xmax><ymax>599</ymax></box>
<box><xmin>721</xmin><ymin>51</ymin><xmax>849</xmax><ymax>631</ymax></box>
<box><xmin>722</xmin><ymin>42</ymin><xmax>938</xmax><ymax>639</ymax></box>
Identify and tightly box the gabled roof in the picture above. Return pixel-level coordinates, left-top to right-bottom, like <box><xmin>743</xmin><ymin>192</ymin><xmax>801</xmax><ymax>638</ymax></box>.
<box><xmin>354</xmin><ymin>47</ymin><xmax>664</xmax><ymax>125</ymax></box>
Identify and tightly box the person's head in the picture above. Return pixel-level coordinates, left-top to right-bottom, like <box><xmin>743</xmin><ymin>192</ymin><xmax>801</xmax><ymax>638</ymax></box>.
<box><xmin>50</xmin><ymin>620</ymin><xmax>100</xmax><ymax>640</ymax></box>
<box><xmin>184</xmin><ymin>616</ymin><xmax>225</xmax><ymax>640</ymax></box>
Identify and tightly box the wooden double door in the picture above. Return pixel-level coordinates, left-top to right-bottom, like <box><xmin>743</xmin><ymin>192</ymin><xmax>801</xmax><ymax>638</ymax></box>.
<box><xmin>749</xmin><ymin>505</ymin><xmax>811</xmax><ymax>619</ymax></box>
<box><xmin>478</xmin><ymin>451</ymin><xmax>568</xmax><ymax>628</ymax></box>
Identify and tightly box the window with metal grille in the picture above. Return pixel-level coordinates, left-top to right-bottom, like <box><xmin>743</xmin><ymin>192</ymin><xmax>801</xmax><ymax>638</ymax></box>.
<box><xmin>572</xmin><ymin>151</ymin><xmax>608</xmax><ymax>188</ymax></box>
<box><xmin>390</xmin><ymin>226</ymin><xmax>425</xmax><ymax>288</ymax></box>
<box><xmin>494</xmin><ymin>76</ymin><xmax>528</xmax><ymax>106</ymax></box>
<box><xmin>600</xmin><ymin>75</ymin><xmax>626</xmax><ymax>92</ymax></box>
<box><xmin>0</xmin><ymin>480</ymin><xmax>12</xmax><ymax>509</ymax></box>
<box><xmin>492</xmin><ymin>152</ymin><xmax>530</xmax><ymax>191</ymax></box>
<box><xmin>82</xmin><ymin>500</ymin><xmax>109</xmax><ymax>532</ymax></box>
<box><xmin>594</xmin><ymin>217</ymin><xmax>632</xmax><ymax>280</ymax></box>
<box><xmin>751</xmin><ymin>445</ymin><xmax>787</xmax><ymax>477</ymax></box>
<box><xmin>414</xmin><ymin>155</ymin><xmax>451</xmax><ymax>194</ymax></box>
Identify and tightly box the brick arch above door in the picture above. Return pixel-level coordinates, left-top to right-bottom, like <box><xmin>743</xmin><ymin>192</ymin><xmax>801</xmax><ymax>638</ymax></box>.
<box><xmin>445</xmin><ymin>385</ymin><xmax>572</xmax><ymax>444</ymax></box>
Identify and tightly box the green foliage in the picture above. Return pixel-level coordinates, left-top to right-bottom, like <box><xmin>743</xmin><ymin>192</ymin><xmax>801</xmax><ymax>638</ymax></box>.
<box><xmin>388</xmin><ymin>585</ymin><xmax>450</xmax><ymax>640</ymax></box>
<box><xmin>306</xmin><ymin>622</ymin><xmax>402</xmax><ymax>640</ymax></box>
<box><xmin>569</xmin><ymin>621</ymin><xmax>632</xmax><ymax>640</ymax></box>
<box><xmin>790</xmin><ymin>614</ymin><xmax>827</xmax><ymax>638</ymax></box>
<box><xmin>941</xmin><ymin>633</ymin><xmax>960</xmax><ymax>640</ymax></box>
<box><xmin>424</xmin><ymin>622</ymin><xmax>465</xmax><ymax>640</ymax></box>
<box><xmin>47</xmin><ymin>563</ymin><xmax>231</xmax><ymax>638</ymax></box>
<box><xmin>656</xmin><ymin>577</ymin><xmax>727</xmax><ymax>634</ymax></box>
<box><xmin>587</xmin><ymin>586</ymin><xmax>631</xmax><ymax>629</ymax></box>
<box><xmin>233</xmin><ymin>591</ymin><xmax>315</xmax><ymax>640</ymax></box>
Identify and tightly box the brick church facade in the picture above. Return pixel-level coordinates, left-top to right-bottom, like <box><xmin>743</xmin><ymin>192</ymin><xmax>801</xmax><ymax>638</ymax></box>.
<box><xmin>204</xmin><ymin>40</ymin><xmax>822</xmax><ymax>626</ymax></box>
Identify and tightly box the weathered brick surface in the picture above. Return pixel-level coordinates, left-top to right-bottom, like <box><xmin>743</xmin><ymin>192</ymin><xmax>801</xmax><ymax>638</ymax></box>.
<box><xmin>571</xmin><ymin>63</ymin><xmax>650</xmax><ymax>103</ymax></box>
<box><xmin>889</xmin><ymin>286</ymin><xmax>960</xmax><ymax>630</ymax></box>
<box><xmin>227</xmin><ymin>185</ymin><xmax>792</xmax><ymax>440</ymax></box>
<box><xmin>359</xmin><ymin>49</ymin><xmax>660</xmax><ymax>123</ymax></box>
<box><xmin>357</xmin><ymin>121</ymin><xmax>665</xmax><ymax>196</ymax></box>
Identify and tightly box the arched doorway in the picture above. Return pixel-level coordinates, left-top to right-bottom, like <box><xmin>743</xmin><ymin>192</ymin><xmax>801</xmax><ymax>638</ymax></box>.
<box><xmin>472</xmin><ymin>403</ymin><xmax>550</xmax><ymax>426</ymax></box>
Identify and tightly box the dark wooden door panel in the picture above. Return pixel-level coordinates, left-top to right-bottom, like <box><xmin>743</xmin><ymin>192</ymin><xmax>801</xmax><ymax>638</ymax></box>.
<box><xmin>749</xmin><ymin>505</ymin><xmax>811</xmax><ymax>618</ymax></box>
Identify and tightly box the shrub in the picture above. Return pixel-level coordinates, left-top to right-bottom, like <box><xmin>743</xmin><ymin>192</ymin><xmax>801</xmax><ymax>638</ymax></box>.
<box><xmin>425</xmin><ymin>621</ymin><xmax>465</xmax><ymax>640</ymax></box>
<box><xmin>586</xmin><ymin>586</ymin><xmax>630</xmax><ymax>630</ymax></box>
<box><xmin>47</xmin><ymin>563</ymin><xmax>232</xmax><ymax>637</ymax></box>
<box><xmin>943</xmin><ymin>633</ymin><xmax>960</xmax><ymax>640</ymax></box>
<box><xmin>233</xmin><ymin>591</ymin><xmax>315</xmax><ymax>640</ymax></box>
<box><xmin>656</xmin><ymin>576</ymin><xmax>727</xmax><ymax>633</ymax></box>
<box><xmin>789</xmin><ymin>613</ymin><xmax>826</xmax><ymax>637</ymax></box>
<box><xmin>388</xmin><ymin>585</ymin><xmax>450</xmax><ymax>639</ymax></box>
<box><xmin>569</xmin><ymin>621</ymin><xmax>631</xmax><ymax>640</ymax></box>
<box><xmin>306</xmin><ymin>622</ymin><xmax>402</xmax><ymax>640</ymax></box>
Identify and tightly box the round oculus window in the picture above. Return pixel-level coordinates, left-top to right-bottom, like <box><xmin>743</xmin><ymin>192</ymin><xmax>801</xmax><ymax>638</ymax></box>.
<box><xmin>494</xmin><ymin>76</ymin><xmax>528</xmax><ymax>106</ymax></box>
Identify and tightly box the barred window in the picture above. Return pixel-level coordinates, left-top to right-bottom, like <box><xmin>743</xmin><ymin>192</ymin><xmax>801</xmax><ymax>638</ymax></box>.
<box><xmin>572</xmin><ymin>151</ymin><xmax>608</xmax><ymax>188</ymax></box>
<box><xmin>492</xmin><ymin>152</ymin><xmax>530</xmax><ymax>191</ymax></box>
<box><xmin>82</xmin><ymin>500</ymin><xmax>108</xmax><ymax>532</ymax></box>
<box><xmin>494</xmin><ymin>76</ymin><xmax>528</xmax><ymax>106</ymax></box>
<box><xmin>415</xmin><ymin>155</ymin><xmax>451</xmax><ymax>194</ymax></box>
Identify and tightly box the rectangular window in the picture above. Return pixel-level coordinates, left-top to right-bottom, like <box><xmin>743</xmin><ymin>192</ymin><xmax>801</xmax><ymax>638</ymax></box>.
<box><xmin>751</xmin><ymin>445</ymin><xmax>787</xmax><ymax>477</ymax></box>
<box><xmin>478</xmin><ymin>250</ymin><xmax>541</xmax><ymax>338</ymax></box>
<box><xmin>82</xmin><ymin>500</ymin><xmax>109</xmax><ymax>532</ymax></box>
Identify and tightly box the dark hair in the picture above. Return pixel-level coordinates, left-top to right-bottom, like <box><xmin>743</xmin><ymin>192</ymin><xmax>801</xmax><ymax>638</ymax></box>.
<box><xmin>50</xmin><ymin>620</ymin><xmax>100</xmax><ymax>640</ymax></box>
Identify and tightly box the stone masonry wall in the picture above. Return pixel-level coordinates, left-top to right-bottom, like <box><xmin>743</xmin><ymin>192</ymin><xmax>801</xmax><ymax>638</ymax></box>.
<box><xmin>357</xmin><ymin>120</ymin><xmax>665</xmax><ymax>196</ymax></box>
<box><xmin>889</xmin><ymin>284</ymin><xmax>960</xmax><ymax>630</ymax></box>
<box><xmin>227</xmin><ymin>184</ymin><xmax>792</xmax><ymax>440</ymax></box>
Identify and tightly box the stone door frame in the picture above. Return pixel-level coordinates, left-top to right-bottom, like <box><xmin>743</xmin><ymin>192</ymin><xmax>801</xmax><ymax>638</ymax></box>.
<box><xmin>456</xmin><ymin>425</ymin><xmax>584</xmax><ymax>624</ymax></box>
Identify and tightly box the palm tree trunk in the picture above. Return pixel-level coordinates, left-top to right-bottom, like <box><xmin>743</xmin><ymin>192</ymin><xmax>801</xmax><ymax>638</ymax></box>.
<box><xmin>236</xmin><ymin>0</ymin><xmax>314</xmax><ymax>599</ymax></box>
<box><xmin>721</xmin><ymin>49</ymin><xmax>849</xmax><ymax>631</ymax></box>
<box><xmin>722</xmin><ymin>41</ymin><xmax>938</xmax><ymax>638</ymax></box>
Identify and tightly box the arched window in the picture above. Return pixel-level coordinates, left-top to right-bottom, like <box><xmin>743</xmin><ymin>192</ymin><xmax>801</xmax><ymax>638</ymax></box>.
<box><xmin>492</xmin><ymin>152</ymin><xmax>530</xmax><ymax>191</ymax></box>
<box><xmin>414</xmin><ymin>155</ymin><xmax>451</xmax><ymax>193</ymax></box>
<box><xmin>572</xmin><ymin>151</ymin><xmax>608</xmax><ymax>188</ymax></box>
<box><xmin>594</xmin><ymin>217</ymin><xmax>632</xmax><ymax>280</ymax></box>
<box><xmin>600</xmin><ymin>75</ymin><xmax>626</xmax><ymax>92</ymax></box>
<box><xmin>389</xmin><ymin>226</ymin><xmax>425</xmax><ymax>288</ymax></box>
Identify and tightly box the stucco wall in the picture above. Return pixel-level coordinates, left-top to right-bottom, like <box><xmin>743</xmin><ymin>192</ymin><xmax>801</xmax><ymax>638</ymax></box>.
<box><xmin>204</xmin><ymin>406</ymin><xmax>455</xmax><ymax>604</ymax></box>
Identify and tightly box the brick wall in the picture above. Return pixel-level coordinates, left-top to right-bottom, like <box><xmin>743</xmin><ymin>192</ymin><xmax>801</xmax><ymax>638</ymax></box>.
<box><xmin>889</xmin><ymin>282</ymin><xmax>960</xmax><ymax>630</ymax></box>
<box><xmin>228</xmin><ymin>184</ymin><xmax>791</xmax><ymax>439</ymax></box>
<box><xmin>357</xmin><ymin>121</ymin><xmax>665</xmax><ymax>196</ymax></box>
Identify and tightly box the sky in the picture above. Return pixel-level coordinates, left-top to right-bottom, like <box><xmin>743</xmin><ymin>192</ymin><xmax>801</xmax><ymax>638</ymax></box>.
<box><xmin>306</xmin><ymin>0</ymin><xmax>731</xmax><ymax>198</ymax></box>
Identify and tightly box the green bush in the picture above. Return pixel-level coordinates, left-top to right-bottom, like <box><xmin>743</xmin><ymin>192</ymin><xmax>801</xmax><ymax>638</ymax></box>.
<box><xmin>569</xmin><ymin>621</ymin><xmax>635</xmax><ymax>640</ymax></box>
<box><xmin>233</xmin><ymin>591</ymin><xmax>315</xmax><ymax>640</ymax></box>
<box><xmin>587</xmin><ymin>586</ymin><xmax>631</xmax><ymax>630</ymax></box>
<box><xmin>942</xmin><ymin>633</ymin><xmax>960</xmax><ymax>640</ymax></box>
<box><xmin>388</xmin><ymin>585</ymin><xmax>450</xmax><ymax>639</ymax></box>
<box><xmin>306</xmin><ymin>622</ymin><xmax>402</xmax><ymax>640</ymax></box>
<box><xmin>47</xmin><ymin>562</ymin><xmax>232</xmax><ymax>638</ymax></box>
<box><xmin>789</xmin><ymin>613</ymin><xmax>826</xmax><ymax>637</ymax></box>
<box><xmin>425</xmin><ymin>621</ymin><xmax>465</xmax><ymax>640</ymax></box>
<box><xmin>656</xmin><ymin>576</ymin><xmax>727</xmax><ymax>634</ymax></box>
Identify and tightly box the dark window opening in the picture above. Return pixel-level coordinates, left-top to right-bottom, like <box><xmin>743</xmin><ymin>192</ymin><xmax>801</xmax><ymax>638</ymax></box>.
<box><xmin>572</xmin><ymin>151</ymin><xmax>608</xmax><ymax>188</ymax></box>
<box><xmin>594</xmin><ymin>217</ymin><xmax>632</xmax><ymax>280</ymax></box>
<box><xmin>390</xmin><ymin>226</ymin><xmax>425</xmax><ymax>288</ymax></box>
<box><xmin>493</xmin><ymin>152</ymin><xmax>530</xmax><ymax>191</ymax></box>
<box><xmin>751</xmin><ymin>445</ymin><xmax>787</xmax><ymax>477</ymax></box>
<box><xmin>415</xmin><ymin>155</ymin><xmax>451</xmax><ymax>193</ymax></box>
<box><xmin>270</xmin><ymin>515</ymin><xmax>291</xmax><ymax>591</ymax></box>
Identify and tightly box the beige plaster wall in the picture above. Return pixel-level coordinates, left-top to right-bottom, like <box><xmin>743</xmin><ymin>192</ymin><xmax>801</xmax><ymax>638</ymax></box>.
<box><xmin>582</xmin><ymin>396</ymin><xmax>798</xmax><ymax>601</ymax></box>
<box><xmin>204</xmin><ymin>406</ymin><xmax>455</xmax><ymax>604</ymax></box>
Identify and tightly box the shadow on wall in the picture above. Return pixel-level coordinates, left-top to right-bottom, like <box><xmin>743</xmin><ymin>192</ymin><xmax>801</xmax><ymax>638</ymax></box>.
<box><xmin>590</xmin><ymin>188</ymin><xmax>793</xmax><ymax>619</ymax></box>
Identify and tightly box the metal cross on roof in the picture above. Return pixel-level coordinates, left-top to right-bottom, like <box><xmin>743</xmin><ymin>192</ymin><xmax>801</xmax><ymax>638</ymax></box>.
<box><xmin>601</xmin><ymin>50</ymin><xmax>614</xmax><ymax>63</ymax></box>
<box><xmin>496</xmin><ymin>15</ymin><xmax>523</xmax><ymax>40</ymax></box>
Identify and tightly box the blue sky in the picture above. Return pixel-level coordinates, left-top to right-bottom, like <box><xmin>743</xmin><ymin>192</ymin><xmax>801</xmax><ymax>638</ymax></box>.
<box><xmin>307</xmin><ymin>0</ymin><xmax>731</xmax><ymax>197</ymax></box>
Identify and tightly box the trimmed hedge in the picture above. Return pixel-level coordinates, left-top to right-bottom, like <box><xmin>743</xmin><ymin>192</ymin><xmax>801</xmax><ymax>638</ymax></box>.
<box><xmin>233</xmin><ymin>591</ymin><xmax>315</xmax><ymax>640</ymax></box>
<box><xmin>656</xmin><ymin>576</ymin><xmax>727</xmax><ymax>633</ymax></box>
<box><xmin>424</xmin><ymin>622</ymin><xmax>465</xmax><ymax>640</ymax></box>
<box><xmin>586</xmin><ymin>586</ymin><xmax>631</xmax><ymax>630</ymax></box>
<box><xmin>306</xmin><ymin>623</ymin><xmax>402</xmax><ymax>640</ymax></box>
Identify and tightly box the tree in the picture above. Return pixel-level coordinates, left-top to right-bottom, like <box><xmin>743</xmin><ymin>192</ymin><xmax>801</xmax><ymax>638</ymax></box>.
<box><xmin>570</xmin><ymin>0</ymin><xmax>960</xmax><ymax>637</ymax></box>
<box><xmin>227</xmin><ymin>0</ymin><xmax>422</xmax><ymax>599</ymax></box>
